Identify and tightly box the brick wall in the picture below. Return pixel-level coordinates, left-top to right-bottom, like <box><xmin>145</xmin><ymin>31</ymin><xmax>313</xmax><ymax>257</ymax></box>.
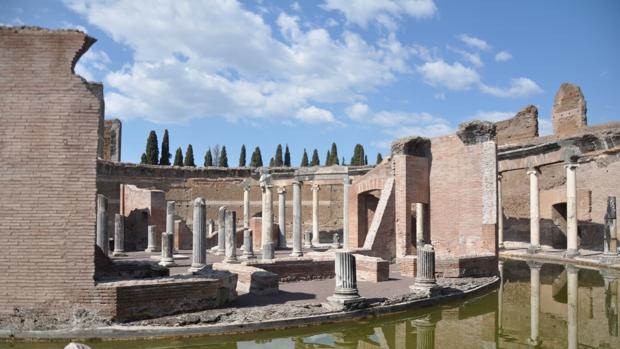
<box><xmin>102</xmin><ymin>119</ymin><xmax>121</xmax><ymax>162</ymax></box>
<box><xmin>0</xmin><ymin>27</ymin><xmax>101</xmax><ymax>318</ymax></box>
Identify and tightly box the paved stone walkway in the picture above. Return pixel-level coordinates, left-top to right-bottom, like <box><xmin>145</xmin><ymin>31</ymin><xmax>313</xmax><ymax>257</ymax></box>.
<box><xmin>500</xmin><ymin>246</ymin><xmax>620</xmax><ymax>270</ymax></box>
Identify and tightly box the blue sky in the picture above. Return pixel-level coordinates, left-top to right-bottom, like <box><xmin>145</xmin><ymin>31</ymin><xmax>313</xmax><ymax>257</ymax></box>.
<box><xmin>1</xmin><ymin>0</ymin><xmax>618</xmax><ymax>165</ymax></box>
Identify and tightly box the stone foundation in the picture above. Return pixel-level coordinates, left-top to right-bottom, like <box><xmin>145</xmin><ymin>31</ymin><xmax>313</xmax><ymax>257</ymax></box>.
<box><xmin>213</xmin><ymin>263</ymin><xmax>279</xmax><ymax>295</ymax></box>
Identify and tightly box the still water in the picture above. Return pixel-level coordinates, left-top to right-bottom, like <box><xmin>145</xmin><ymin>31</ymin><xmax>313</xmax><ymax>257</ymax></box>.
<box><xmin>6</xmin><ymin>260</ymin><xmax>620</xmax><ymax>348</ymax></box>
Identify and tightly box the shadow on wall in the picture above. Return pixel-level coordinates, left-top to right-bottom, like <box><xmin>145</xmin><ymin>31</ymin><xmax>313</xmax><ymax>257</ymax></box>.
<box><xmin>504</xmin><ymin>217</ymin><xmax>604</xmax><ymax>250</ymax></box>
<box><xmin>125</xmin><ymin>208</ymin><xmax>149</xmax><ymax>251</ymax></box>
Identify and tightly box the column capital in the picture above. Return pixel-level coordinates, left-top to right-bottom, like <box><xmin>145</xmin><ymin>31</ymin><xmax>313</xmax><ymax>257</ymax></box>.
<box><xmin>343</xmin><ymin>176</ymin><xmax>352</xmax><ymax>185</ymax></box>
<box><xmin>498</xmin><ymin>173</ymin><xmax>503</xmax><ymax>180</ymax></box>
<box><xmin>565</xmin><ymin>263</ymin><xmax>579</xmax><ymax>274</ymax></box>
<box><xmin>277</xmin><ymin>186</ymin><xmax>286</xmax><ymax>194</ymax></box>
<box><xmin>193</xmin><ymin>197</ymin><xmax>205</xmax><ymax>206</ymax></box>
<box><xmin>292</xmin><ymin>178</ymin><xmax>302</xmax><ymax>186</ymax></box>
<box><xmin>526</xmin><ymin>167</ymin><xmax>539</xmax><ymax>176</ymax></box>
<box><xmin>242</xmin><ymin>179</ymin><xmax>251</xmax><ymax>191</ymax></box>
<box><xmin>527</xmin><ymin>260</ymin><xmax>543</xmax><ymax>270</ymax></box>
<box><xmin>564</xmin><ymin>162</ymin><xmax>579</xmax><ymax>170</ymax></box>
<box><xmin>311</xmin><ymin>184</ymin><xmax>320</xmax><ymax>191</ymax></box>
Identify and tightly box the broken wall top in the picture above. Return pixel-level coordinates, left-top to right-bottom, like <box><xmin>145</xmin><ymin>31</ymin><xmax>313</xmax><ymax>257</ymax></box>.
<box><xmin>552</xmin><ymin>82</ymin><xmax>587</xmax><ymax>137</ymax></box>
<box><xmin>495</xmin><ymin>105</ymin><xmax>539</xmax><ymax>145</ymax></box>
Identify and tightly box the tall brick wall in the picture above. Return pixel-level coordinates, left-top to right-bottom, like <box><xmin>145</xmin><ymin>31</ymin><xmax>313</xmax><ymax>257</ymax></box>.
<box><xmin>0</xmin><ymin>27</ymin><xmax>101</xmax><ymax>318</ymax></box>
<box><xmin>102</xmin><ymin>119</ymin><xmax>121</xmax><ymax>162</ymax></box>
<box><xmin>495</xmin><ymin>105</ymin><xmax>538</xmax><ymax>146</ymax></box>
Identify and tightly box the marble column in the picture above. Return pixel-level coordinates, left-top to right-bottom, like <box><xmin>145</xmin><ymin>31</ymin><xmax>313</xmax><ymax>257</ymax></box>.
<box><xmin>242</xmin><ymin>229</ymin><xmax>256</xmax><ymax>259</ymax></box>
<box><xmin>413</xmin><ymin>314</ymin><xmax>439</xmax><ymax>349</ymax></box>
<box><xmin>567</xmin><ymin>264</ymin><xmax>579</xmax><ymax>349</ymax></box>
<box><xmin>112</xmin><ymin>213</ymin><xmax>126</xmax><ymax>257</ymax></box>
<box><xmin>277</xmin><ymin>186</ymin><xmax>287</xmax><ymax>249</ymax></box>
<box><xmin>290</xmin><ymin>179</ymin><xmax>303</xmax><ymax>257</ymax></box>
<box><xmin>217</xmin><ymin>206</ymin><xmax>227</xmax><ymax>255</ymax></box>
<box><xmin>498</xmin><ymin>174</ymin><xmax>504</xmax><ymax>249</ymax></box>
<box><xmin>565</xmin><ymin>162</ymin><xmax>579</xmax><ymax>258</ymax></box>
<box><xmin>189</xmin><ymin>197</ymin><xmax>206</xmax><ymax>271</ymax></box>
<box><xmin>159</xmin><ymin>232</ymin><xmax>175</xmax><ymax>267</ymax></box>
<box><xmin>166</xmin><ymin>201</ymin><xmax>175</xmax><ymax>234</ymax></box>
<box><xmin>527</xmin><ymin>168</ymin><xmax>541</xmax><ymax>254</ymax></box>
<box><xmin>498</xmin><ymin>261</ymin><xmax>505</xmax><ymax>336</ymax></box>
<box><xmin>527</xmin><ymin>261</ymin><xmax>542</xmax><ymax>346</ymax></box>
<box><xmin>416</xmin><ymin>203</ymin><xmax>425</xmax><ymax>247</ymax></box>
<box><xmin>311</xmin><ymin>184</ymin><xmax>320</xmax><ymax>246</ymax></box>
<box><xmin>260</xmin><ymin>174</ymin><xmax>274</xmax><ymax>258</ymax></box>
<box><xmin>411</xmin><ymin>244</ymin><xmax>439</xmax><ymax>294</ymax></box>
<box><xmin>605</xmin><ymin>196</ymin><xmax>618</xmax><ymax>256</ymax></box>
<box><xmin>243</xmin><ymin>179</ymin><xmax>251</xmax><ymax>229</ymax></box>
<box><xmin>327</xmin><ymin>251</ymin><xmax>364</xmax><ymax>309</ymax></box>
<box><xmin>96</xmin><ymin>194</ymin><xmax>109</xmax><ymax>255</ymax></box>
<box><xmin>224</xmin><ymin>210</ymin><xmax>238</xmax><ymax>263</ymax></box>
<box><xmin>145</xmin><ymin>225</ymin><xmax>159</xmax><ymax>252</ymax></box>
<box><xmin>343</xmin><ymin>177</ymin><xmax>351</xmax><ymax>250</ymax></box>
<box><xmin>207</xmin><ymin>219</ymin><xmax>215</xmax><ymax>238</ymax></box>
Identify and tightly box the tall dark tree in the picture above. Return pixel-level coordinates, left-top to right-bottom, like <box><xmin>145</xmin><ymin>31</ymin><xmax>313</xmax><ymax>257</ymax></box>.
<box><xmin>145</xmin><ymin>130</ymin><xmax>159</xmax><ymax>165</ymax></box>
<box><xmin>350</xmin><ymin>144</ymin><xmax>365</xmax><ymax>166</ymax></box>
<box><xmin>212</xmin><ymin>144</ymin><xmax>220</xmax><ymax>166</ymax></box>
<box><xmin>274</xmin><ymin>144</ymin><xmax>283</xmax><ymax>167</ymax></box>
<box><xmin>140</xmin><ymin>152</ymin><xmax>147</xmax><ymax>164</ymax></box>
<box><xmin>269</xmin><ymin>157</ymin><xmax>275</xmax><ymax>167</ymax></box>
<box><xmin>204</xmin><ymin>148</ymin><xmax>213</xmax><ymax>166</ymax></box>
<box><xmin>376</xmin><ymin>153</ymin><xmax>383</xmax><ymax>164</ymax></box>
<box><xmin>159</xmin><ymin>129</ymin><xmax>171</xmax><ymax>165</ymax></box>
<box><xmin>300</xmin><ymin>149</ymin><xmax>309</xmax><ymax>167</ymax></box>
<box><xmin>311</xmin><ymin>149</ymin><xmax>320</xmax><ymax>166</ymax></box>
<box><xmin>239</xmin><ymin>144</ymin><xmax>246</xmax><ymax>167</ymax></box>
<box><xmin>329</xmin><ymin>142</ymin><xmax>339</xmax><ymax>165</ymax></box>
<box><xmin>284</xmin><ymin>145</ymin><xmax>291</xmax><ymax>167</ymax></box>
<box><xmin>250</xmin><ymin>146</ymin><xmax>263</xmax><ymax>167</ymax></box>
<box><xmin>184</xmin><ymin>144</ymin><xmax>195</xmax><ymax>167</ymax></box>
<box><xmin>325</xmin><ymin>150</ymin><xmax>331</xmax><ymax>166</ymax></box>
<box><xmin>342</xmin><ymin>157</ymin><xmax>345</xmax><ymax>166</ymax></box>
<box><xmin>219</xmin><ymin>146</ymin><xmax>228</xmax><ymax>167</ymax></box>
<box><xmin>364</xmin><ymin>155</ymin><xmax>368</xmax><ymax>165</ymax></box>
<box><xmin>173</xmin><ymin>147</ymin><xmax>183</xmax><ymax>166</ymax></box>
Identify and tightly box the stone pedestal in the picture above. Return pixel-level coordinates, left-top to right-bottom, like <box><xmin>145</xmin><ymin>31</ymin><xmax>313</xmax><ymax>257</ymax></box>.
<box><xmin>112</xmin><ymin>213</ymin><xmax>126</xmax><ymax>257</ymax></box>
<box><xmin>277</xmin><ymin>186</ymin><xmax>287</xmax><ymax>249</ymax></box>
<box><xmin>217</xmin><ymin>206</ymin><xmax>226</xmax><ymax>255</ymax></box>
<box><xmin>566</xmin><ymin>264</ymin><xmax>579</xmax><ymax>349</ymax></box>
<box><xmin>159</xmin><ymin>232</ymin><xmax>176</xmax><ymax>267</ymax></box>
<box><xmin>410</xmin><ymin>244</ymin><xmax>439</xmax><ymax>295</ymax></box>
<box><xmin>527</xmin><ymin>168</ymin><xmax>541</xmax><ymax>254</ymax></box>
<box><xmin>260</xmin><ymin>173</ymin><xmax>274</xmax><ymax>254</ymax></box>
<box><xmin>343</xmin><ymin>177</ymin><xmax>351</xmax><ymax>250</ymax></box>
<box><xmin>498</xmin><ymin>174</ymin><xmax>504</xmax><ymax>249</ymax></box>
<box><xmin>528</xmin><ymin>260</ymin><xmax>542</xmax><ymax>346</ymax></box>
<box><xmin>224</xmin><ymin>210</ymin><xmax>238</xmax><ymax>263</ymax></box>
<box><xmin>242</xmin><ymin>229</ymin><xmax>256</xmax><ymax>259</ymax></box>
<box><xmin>416</xmin><ymin>202</ymin><xmax>425</xmax><ymax>247</ymax></box>
<box><xmin>327</xmin><ymin>251</ymin><xmax>365</xmax><ymax>310</ymax></box>
<box><xmin>145</xmin><ymin>225</ymin><xmax>159</xmax><ymax>252</ymax></box>
<box><xmin>565</xmin><ymin>162</ymin><xmax>579</xmax><ymax>258</ymax></box>
<box><xmin>96</xmin><ymin>194</ymin><xmax>109</xmax><ymax>255</ymax></box>
<box><xmin>189</xmin><ymin>197</ymin><xmax>207</xmax><ymax>272</ymax></box>
<box><xmin>291</xmin><ymin>179</ymin><xmax>303</xmax><ymax>257</ymax></box>
<box><xmin>311</xmin><ymin>184</ymin><xmax>320</xmax><ymax>246</ymax></box>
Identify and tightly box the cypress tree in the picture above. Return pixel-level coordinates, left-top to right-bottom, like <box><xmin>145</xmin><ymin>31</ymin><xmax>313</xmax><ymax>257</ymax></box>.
<box><xmin>184</xmin><ymin>144</ymin><xmax>195</xmax><ymax>167</ymax></box>
<box><xmin>329</xmin><ymin>142</ymin><xmax>339</xmax><ymax>165</ymax></box>
<box><xmin>284</xmin><ymin>145</ymin><xmax>291</xmax><ymax>167</ymax></box>
<box><xmin>300</xmin><ymin>149</ymin><xmax>309</xmax><ymax>167</ymax></box>
<box><xmin>269</xmin><ymin>157</ymin><xmax>275</xmax><ymax>167</ymax></box>
<box><xmin>364</xmin><ymin>155</ymin><xmax>368</xmax><ymax>165</ymax></box>
<box><xmin>239</xmin><ymin>144</ymin><xmax>246</xmax><ymax>167</ymax></box>
<box><xmin>342</xmin><ymin>157</ymin><xmax>345</xmax><ymax>166</ymax></box>
<box><xmin>204</xmin><ymin>148</ymin><xmax>213</xmax><ymax>166</ymax></box>
<box><xmin>140</xmin><ymin>152</ymin><xmax>147</xmax><ymax>164</ymax></box>
<box><xmin>274</xmin><ymin>144</ymin><xmax>283</xmax><ymax>166</ymax></box>
<box><xmin>145</xmin><ymin>130</ymin><xmax>159</xmax><ymax>165</ymax></box>
<box><xmin>173</xmin><ymin>147</ymin><xmax>183</xmax><ymax>166</ymax></box>
<box><xmin>250</xmin><ymin>146</ymin><xmax>263</xmax><ymax>167</ymax></box>
<box><xmin>376</xmin><ymin>153</ymin><xmax>383</xmax><ymax>164</ymax></box>
<box><xmin>310</xmin><ymin>149</ymin><xmax>320</xmax><ymax>166</ymax></box>
<box><xmin>325</xmin><ymin>150</ymin><xmax>331</xmax><ymax>166</ymax></box>
<box><xmin>219</xmin><ymin>146</ymin><xmax>228</xmax><ymax>167</ymax></box>
<box><xmin>159</xmin><ymin>129</ymin><xmax>171</xmax><ymax>165</ymax></box>
<box><xmin>350</xmin><ymin>144</ymin><xmax>365</xmax><ymax>165</ymax></box>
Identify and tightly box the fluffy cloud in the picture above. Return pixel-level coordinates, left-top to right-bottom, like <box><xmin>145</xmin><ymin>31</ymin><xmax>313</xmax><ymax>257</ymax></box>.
<box><xmin>447</xmin><ymin>46</ymin><xmax>483</xmax><ymax>67</ymax></box>
<box><xmin>480</xmin><ymin>77</ymin><xmax>543</xmax><ymax>98</ymax></box>
<box><xmin>495</xmin><ymin>51</ymin><xmax>512</xmax><ymax>62</ymax></box>
<box><xmin>457</xmin><ymin>34</ymin><xmax>490</xmax><ymax>51</ymax></box>
<box><xmin>74</xmin><ymin>49</ymin><xmax>110</xmax><ymax>81</ymax></box>
<box><xmin>322</xmin><ymin>0</ymin><xmax>437</xmax><ymax>28</ymax></box>
<box><xmin>471</xmin><ymin>111</ymin><xmax>514</xmax><ymax>122</ymax></box>
<box><xmin>66</xmin><ymin>0</ymin><xmax>413</xmax><ymax>124</ymax></box>
<box><xmin>416</xmin><ymin>60</ymin><xmax>480</xmax><ymax>90</ymax></box>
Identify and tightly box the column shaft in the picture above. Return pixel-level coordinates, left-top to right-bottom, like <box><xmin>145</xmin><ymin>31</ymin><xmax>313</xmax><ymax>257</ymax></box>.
<box><xmin>145</xmin><ymin>225</ymin><xmax>159</xmax><ymax>252</ymax></box>
<box><xmin>242</xmin><ymin>229</ymin><xmax>255</xmax><ymax>258</ymax></box>
<box><xmin>343</xmin><ymin>178</ymin><xmax>351</xmax><ymax>250</ymax></box>
<box><xmin>528</xmin><ymin>169</ymin><xmax>540</xmax><ymax>253</ymax></box>
<box><xmin>159</xmin><ymin>232</ymin><xmax>175</xmax><ymax>267</ymax></box>
<box><xmin>566</xmin><ymin>163</ymin><xmax>579</xmax><ymax>257</ymax></box>
<box><xmin>113</xmin><ymin>213</ymin><xmax>126</xmax><ymax>256</ymax></box>
<box><xmin>190</xmin><ymin>198</ymin><xmax>206</xmax><ymax>271</ymax></box>
<box><xmin>529</xmin><ymin>262</ymin><xmax>541</xmax><ymax>346</ymax></box>
<box><xmin>278</xmin><ymin>187</ymin><xmax>287</xmax><ymax>249</ymax></box>
<box><xmin>217</xmin><ymin>206</ymin><xmax>226</xmax><ymax>255</ymax></box>
<box><xmin>243</xmin><ymin>182</ymin><xmax>250</xmax><ymax>229</ymax></box>
<box><xmin>224</xmin><ymin>210</ymin><xmax>238</xmax><ymax>263</ymax></box>
<box><xmin>416</xmin><ymin>203</ymin><xmax>425</xmax><ymax>246</ymax></box>
<box><xmin>96</xmin><ymin>194</ymin><xmax>109</xmax><ymax>255</ymax></box>
<box><xmin>498</xmin><ymin>174</ymin><xmax>504</xmax><ymax>248</ymax></box>
<box><xmin>567</xmin><ymin>266</ymin><xmax>579</xmax><ymax>349</ymax></box>
<box><xmin>291</xmin><ymin>180</ymin><xmax>303</xmax><ymax>257</ymax></box>
<box><xmin>311</xmin><ymin>184</ymin><xmax>320</xmax><ymax>245</ymax></box>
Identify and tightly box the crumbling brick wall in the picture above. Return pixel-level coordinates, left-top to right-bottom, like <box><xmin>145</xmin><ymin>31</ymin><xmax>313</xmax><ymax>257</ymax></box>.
<box><xmin>0</xmin><ymin>27</ymin><xmax>102</xmax><ymax>321</ymax></box>
<box><xmin>102</xmin><ymin>119</ymin><xmax>121</xmax><ymax>162</ymax></box>
<box><xmin>495</xmin><ymin>105</ymin><xmax>538</xmax><ymax>145</ymax></box>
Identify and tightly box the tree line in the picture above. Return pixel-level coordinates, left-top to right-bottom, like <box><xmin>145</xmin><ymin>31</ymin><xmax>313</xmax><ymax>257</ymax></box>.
<box><xmin>140</xmin><ymin>130</ymin><xmax>383</xmax><ymax>168</ymax></box>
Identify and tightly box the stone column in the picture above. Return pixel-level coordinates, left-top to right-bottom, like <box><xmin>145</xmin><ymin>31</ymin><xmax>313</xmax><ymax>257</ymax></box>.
<box><xmin>416</xmin><ymin>203</ymin><xmax>425</xmax><ymax>247</ymax></box>
<box><xmin>411</xmin><ymin>244</ymin><xmax>439</xmax><ymax>295</ymax></box>
<box><xmin>604</xmin><ymin>196</ymin><xmax>618</xmax><ymax>256</ymax></box>
<box><xmin>224</xmin><ymin>210</ymin><xmax>238</xmax><ymax>263</ymax></box>
<box><xmin>159</xmin><ymin>232</ymin><xmax>175</xmax><ymax>267</ymax></box>
<box><xmin>243</xmin><ymin>179</ymin><xmax>251</xmax><ymax>229</ymax></box>
<box><xmin>567</xmin><ymin>264</ymin><xmax>579</xmax><ymax>349</ymax></box>
<box><xmin>242</xmin><ymin>229</ymin><xmax>256</xmax><ymax>259</ymax></box>
<box><xmin>217</xmin><ymin>206</ymin><xmax>226</xmax><ymax>255</ymax></box>
<box><xmin>145</xmin><ymin>225</ymin><xmax>159</xmax><ymax>252</ymax></box>
<box><xmin>291</xmin><ymin>179</ymin><xmax>303</xmax><ymax>257</ymax></box>
<box><xmin>527</xmin><ymin>168</ymin><xmax>541</xmax><ymax>254</ymax></box>
<box><xmin>565</xmin><ymin>162</ymin><xmax>579</xmax><ymax>258</ymax></box>
<box><xmin>498</xmin><ymin>174</ymin><xmax>504</xmax><ymax>249</ymax></box>
<box><xmin>96</xmin><ymin>194</ymin><xmax>109</xmax><ymax>255</ymax></box>
<box><xmin>327</xmin><ymin>251</ymin><xmax>365</xmax><ymax>310</ymax></box>
<box><xmin>498</xmin><ymin>261</ymin><xmax>504</xmax><ymax>335</ymax></box>
<box><xmin>413</xmin><ymin>314</ymin><xmax>439</xmax><ymax>349</ymax></box>
<box><xmin>277</xmin><ymin>186</ymin><xmax>287</xmax><ymax>249</ymax></box>
<box><xmin>112</xmin><ymin>213</ymin><xmax>126</xmax><ymax>257</ymax></box>
<box><xmin>343</xmin><ymin>177</ymin><xmax>351</xmax><ymax>250</ymax></box>
<box><xmin>260</xmin><ymin>174</ymin><xmax>274</xmax><ymax>257</ymax></box>
<box><xmin>311</xmin><ymin>184</ymin><xmax>320</xmax><ymax>246</ymax></box>
<box><xmin>166</xmin><ymin>201</ymin><xmax>175</xmax><ymax>234</ymax></box>
<box><xmin>207</xmin><ymin>219</ymin><xmax>214</xmax><ymax>237</ymax></box>
<box><xmin>527</xmin><ymin>260</ymin><xmax>542</xmax><ymax>347</ymax></box>
<box><xmin>189</xmin><ymin>198</ymin><xmax>206</xmax><ymax>272</ymax></box>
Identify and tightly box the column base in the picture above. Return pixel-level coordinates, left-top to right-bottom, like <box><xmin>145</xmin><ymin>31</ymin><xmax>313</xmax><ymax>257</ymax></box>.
<box><xmin>527</xmin><ymin>337</ymin><xmax>541</xmax><ymax>347</ymax></box>
<box><xmin>564</xmin><ymin>249</ymin><xmax>579</xmax><ymax>258</ymax></box>
<box><xmin>112</xmin><ymin>251</ymin><xmax>127</xmax><ymax>257</ymax></box>
<box><xmin>223</xmin><ymin>257</ymin><xmax>240</xmax><ymax>264</ymax></box>
<box><xmin>242</xmin><ymin>253</ymin><xmax>257</xmax><ymax>260</ymax></box>
<box><xmin>325</xmin><ymin>294</ymin><xmax>366</xmax><ymax>311</ymax></box>
<box><xmin>289</xmin><ymin>251</ymin><xmax>303</xmax><ymax>257</ymax></box>
<box><xmin>144</xmin><ymin>247</ymin><xmax>160</xmax><ymax>253</ymax></box>
<box><xmin>600</xmin><ymin>254</ymin><xmax>619</xmax><ymax>264</ymax></box>
<box><xmin>188</xmin><ymin>263</ymin><xmax>207</xmax><ymax>272</ymax></box>
<box><xmin>159</xmin><ymin>258</ymin><xmax>176</xmax><ymax>267</ymax></box>
<box><xmin>498</xmin><ymin>242</ymin><xmax>505</xmax><ymax>250</ymax></box>
<box><xmin>410</xmin><ymin>283</ymin><xmax>441</xmax><ymax>297</ymax></box>
<box><xmin>527</xmin><ymin>245</ymin><xmax>541</xmax><ymax>254</ymax></box>
<box><xmin>215</xmin><ymin>249</ymin><xmax>226</xmax><ymax>256</ymax></box>
<box><xmin>330</xmin><ymin>243</ymin><xmax>341</xmax><ymax>249</ymax></box>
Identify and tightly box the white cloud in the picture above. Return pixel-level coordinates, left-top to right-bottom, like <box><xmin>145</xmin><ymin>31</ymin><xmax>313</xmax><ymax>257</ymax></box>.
<box><xmin>471</xmin><ymin>111</ymin><xmax>514</xmax><ymax>122</ymax></box>
<box><xmin>447</xmin><ymin>45</ymin><xmax>483</xmax><ymax>67</ymax></box>
<box><xmin>66</xmin><ymin>0</ymin><xmax>413</xmax><ymax>124</ymax></box>
<box><xmin>539</xmin><ymin>117</ymin><xmax>553</xmax><ymax>136</ymax></box>
<box><xmin>480</xmin><ymin>77</ymin><xmax>543</xmax><ymax>98</ymax></box>
<box><xmin>322</xmin><ymin>0</ymin><xmax>437</xmax><ymax>28</ymax></box>
<box><xmin>74</xmin><ymin>49</ymin><xmax>110</xmax><ymax>81</ymax></box>
<box><xmin>295</xmin><ymin>106</ymin><xmax>337</xmax><ymax>123</ymax></box>
<box><xmin>495</xmin><ymin>51</ymin><xmax>512</xmax><ymax>62</ymax></box>
<box><xmin>457</xmin><ymin>34</ymin><xmax>490</xmax><ymax>51</ymax></box>
<box><xmin>416</xmin><ymin>60</ymin><xmax>480</xmax><ymax>90</ymax></box>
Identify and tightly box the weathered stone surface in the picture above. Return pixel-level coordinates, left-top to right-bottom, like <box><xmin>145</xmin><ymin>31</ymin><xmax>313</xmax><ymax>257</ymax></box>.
<box><xmin>391</xmin><ymin>136</ymin><xmax>431</xmax><ymax>156</ymax></box>
<box><xmin>552</xmin><ymin>82</ymin><xmax>587</xmax><ymax>137</ymax></box>
<box><xmin>102</xmin><ymin>119</ymin><xmax>121</xmax><ymax>162</ymax></box>
<box><xmin>213</xmin><ymin>262</ymin><xmax>278</xmax><ymax>295</ymax></box>
<box><xmin>495</xmin><ymin>105</ymin><xmax>539</xmax><ymax>145</ymax></box>
<box><xmin>457</xmin><ymin>120</ymin><xmax>496</xmax><ymax>145</ymax></box>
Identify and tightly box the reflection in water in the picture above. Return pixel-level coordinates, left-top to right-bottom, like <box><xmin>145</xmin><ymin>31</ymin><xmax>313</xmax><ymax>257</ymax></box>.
<box><xmin>8</xmin><ymin>261</ymin><xmax>620</xmax><ymax>349</ymax></box>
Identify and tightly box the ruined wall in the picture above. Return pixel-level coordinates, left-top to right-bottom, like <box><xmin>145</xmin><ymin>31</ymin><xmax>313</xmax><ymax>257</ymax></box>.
<box><xmin>552</xmin><ymin>82</ymin><xmax>587</xmax><ymax>137</ymax></box>
<box><xmin>0</xmin><ymin>27</ymin><xmax>101</xmax><ymax>320</ymax></box>
<box><xmin>120</xmin><ymin>184</ymin><xmax>166</xmax><ymax>250</ymax></box>
<box><xmin>102</xmin><ymin>118</ymin><xmax>121</xmax><ymax>162</ymax></box>
<box><xmin>495</xmin><ymin>105</ymin><xmax>538</xmax><ymax>145</ymax></box>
